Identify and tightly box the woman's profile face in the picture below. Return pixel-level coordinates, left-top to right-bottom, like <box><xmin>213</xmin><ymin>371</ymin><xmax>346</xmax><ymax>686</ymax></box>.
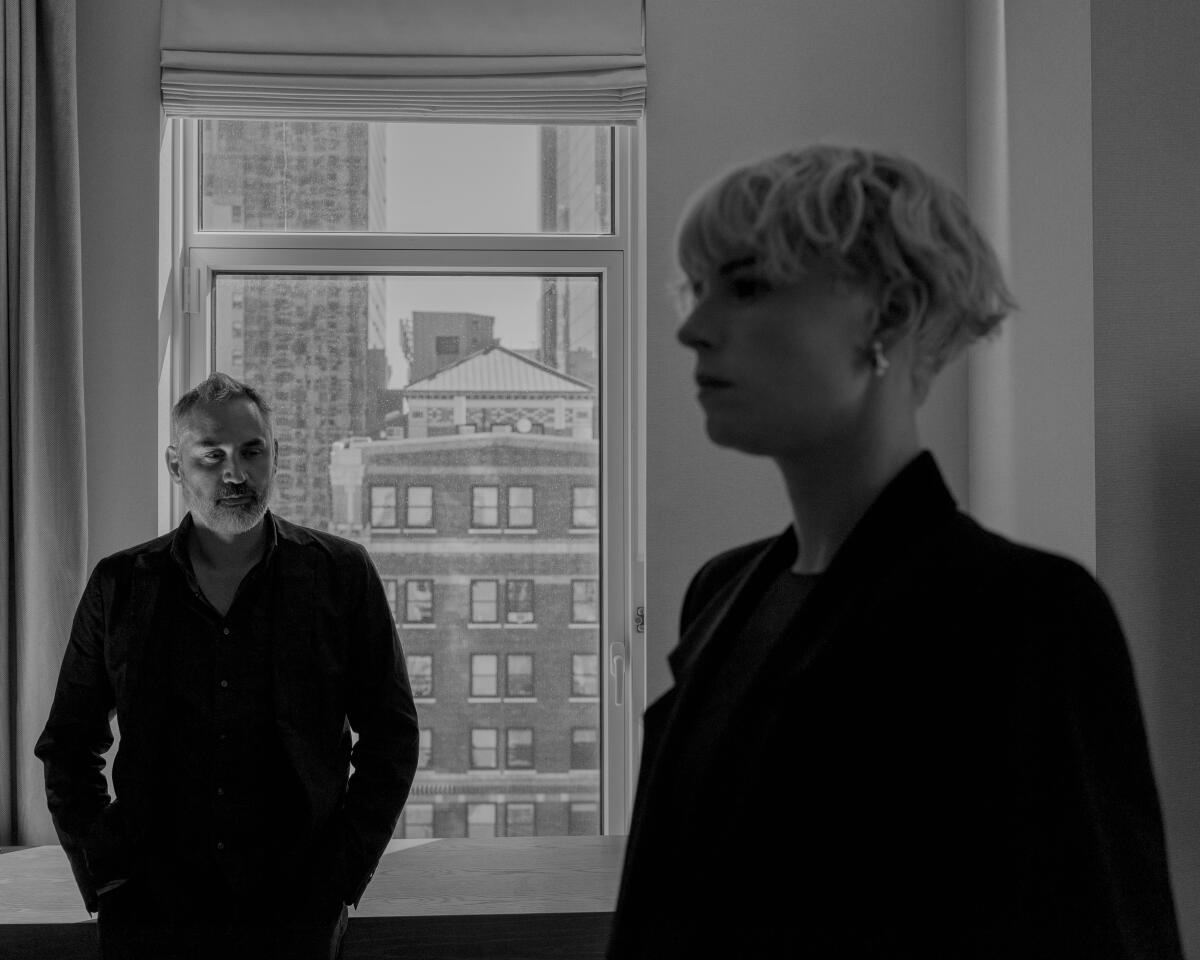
<box><xmin>677</xmin><ymin>258</ymin><xmax>879</xmax><ymax>458</ymax></box>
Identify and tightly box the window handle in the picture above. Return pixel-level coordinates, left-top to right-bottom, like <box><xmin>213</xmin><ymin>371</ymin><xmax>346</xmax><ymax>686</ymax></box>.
<box><xmin>609</xmin><ymin>641</ymin><xmax>627</xmax><ymax>707</ymax></box>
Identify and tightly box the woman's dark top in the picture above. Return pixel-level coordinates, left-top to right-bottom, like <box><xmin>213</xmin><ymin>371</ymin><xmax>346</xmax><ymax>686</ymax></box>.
<box><xmin>608</xmin><ymin>452</ymin><xmax>1183</xmax><ymax>960</ymax></box>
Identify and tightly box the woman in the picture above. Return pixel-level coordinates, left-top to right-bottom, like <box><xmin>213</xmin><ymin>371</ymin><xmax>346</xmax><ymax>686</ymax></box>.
<box><xmin>607</xmin><ymin>146</ymin><xmax>1182</xmax><ymax>958</ymax></box>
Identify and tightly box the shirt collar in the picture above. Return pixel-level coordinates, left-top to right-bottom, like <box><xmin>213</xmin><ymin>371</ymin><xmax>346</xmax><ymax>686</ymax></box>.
<box><xmin>169</xmin><ymin>509</ymin><xmax>279</xmax><ymax>573</ymax></box>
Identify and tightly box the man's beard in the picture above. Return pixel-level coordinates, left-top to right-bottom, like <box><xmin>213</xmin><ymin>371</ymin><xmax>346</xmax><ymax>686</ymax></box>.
<box><xmin>182</xmin><ymin>476</ymin><xmax>271</xmax><ymax>535</ymax></box>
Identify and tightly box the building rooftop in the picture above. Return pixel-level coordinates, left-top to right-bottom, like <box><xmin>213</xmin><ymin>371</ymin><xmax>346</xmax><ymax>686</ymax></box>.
<box><xmin>403</xmin><ymin>345</ymin><xmax>595</xmax><ymax>396</ymax></box>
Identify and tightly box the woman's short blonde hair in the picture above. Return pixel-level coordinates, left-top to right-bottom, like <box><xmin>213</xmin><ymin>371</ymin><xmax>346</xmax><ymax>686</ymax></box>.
<box><xmin>675</xmin><ymin>145</ymin><xmax>1016</xmax><ymax>377</ymax></box>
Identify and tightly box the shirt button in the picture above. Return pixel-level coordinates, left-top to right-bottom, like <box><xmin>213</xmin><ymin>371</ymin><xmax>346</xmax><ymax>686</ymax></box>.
<box><xmin>222</xmin><ymin>627</ymin><xmax>230</xmax><ymax>637</ymax></box>
<box><xmin>216</xmin><ymin>787</ymin><xmax>225</xmax><ymax>797</ymax></box>
<box><xmin>218</xmin><ymin>733</ymin><xmax>228</xmax><ymax>742</ymax></box>
<box><xmin>219</xmin><ymin>680</ymin><xmax>228</xmax><ymax>688</ymax></box>
<box><xmin>216</xmin><ymin>841</ymin><xmax>225</xmax><ymax>851</ymax></box>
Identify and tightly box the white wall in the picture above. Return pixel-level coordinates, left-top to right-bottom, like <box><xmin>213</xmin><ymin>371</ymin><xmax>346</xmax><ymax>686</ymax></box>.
<box><xmin>1092</xmin><ymin>2</ymin><xmax>1200</xmax><ymax>950</ymax></box>
<box><xmin>643</xmin><ymin>0</ymin><xmax>970</xmax><ymax>702</ymax></box>
<box><xmin>77</xmin><ymin>0</ymin><xmax>162</xmax><ymax>569</ymax></box>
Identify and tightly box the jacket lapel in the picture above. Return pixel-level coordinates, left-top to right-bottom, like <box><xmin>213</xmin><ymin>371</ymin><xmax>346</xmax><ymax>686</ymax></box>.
<box><xmin>666</xmin><ymin>529</ymin><xmax>796</xmax><ymax>684</ymax></box>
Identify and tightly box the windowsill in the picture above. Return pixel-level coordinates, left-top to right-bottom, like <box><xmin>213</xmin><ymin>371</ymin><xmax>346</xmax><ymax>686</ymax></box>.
<box><xmin>468</xmin><ymin>527</ymin><xmax>503</xmax><ymax>535</ymax></box>
<box><xmin>468</xmin><ymin>622</ymin><xmax>502</xmax><ymax>629</ymax></box>
<box><xmin>503</xmin><ymin>697</ymin><xmax>537</xmax><ymax>704</ymax></box>
<box><xmin>503</xmin><ymin>528</ymin><xmax>538</xmax><ymax>535</ymax></box>
<box><xmin>370</xmin><ymin>526</ymin><xmax>402</xmax><ymax>534</ymax></box>
<box><xmin>401</xmin><ymin>622</ymin><xmax>438</xmax><ymax>629</ymax></box>
<box><xmin>569</xmin><ymin>697</ymin><xmax>600</xmax><ymax>704</ymax></box>
<box><xmin>402</xmin><ymin>527</ymin><xmax>438</xmax><ymax>535</ymax></box>
<box><xmin>467</xmin><ymin>697</ymin><xmax>501</xmax><ymax>704</ymax></box>
<box><xmin>414</xmin><ymin>697</ymin><xmax>436</xmax><ymax>704</ymax></box>
<box><xmin>504</xmin><ymin>622</ymin><xmax>538</xmax><ymax>629</ymax></box>
<box><xmin>0</xmin><ymin>837</ymin><xmax>622</xmax><ymax>956</ymax></box>
<box><xmin>568</xmin><ymin>622</ymin><xmax>599</xmax><ymax>629</ymax></box>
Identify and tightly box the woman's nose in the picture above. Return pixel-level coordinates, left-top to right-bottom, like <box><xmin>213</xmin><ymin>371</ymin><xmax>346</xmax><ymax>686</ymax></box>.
<box><xmin>677</xmin><ymin>303</ymin><xmax>716</xmax><ymax>350</ymax></box>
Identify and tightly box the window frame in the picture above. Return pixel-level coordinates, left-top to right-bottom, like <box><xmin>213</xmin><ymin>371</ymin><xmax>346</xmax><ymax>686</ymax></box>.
<box><xmin>404</xmin><ymin>578</ymin><xmax>435</xmax><ymax>625</ymax></box>
<box><xmin>407</xmin><ymin>654</ymin><xmax>434</xmax><ymax>699</ymax></box>
<box><xmin>471</xmin><ymin>484</ymin><xmax>500</xmax><ymax>529</ymax></box>
<box><xmin>469</xmin><ymin>653</ymin><xmax>500</xmax><ymax>699</ymax></box>
<box><xmin>406</xmin><ymin>484</ymin><xmax>434</xmax><ymax>529</ymax></box>
<box><xmin>505</xmin><ymin>727</ymin><xmax>535</xmax><ymax>769</ymax></box>
<box><xmin>505</xmin><ymin>653</ymin><xmax>535</xmax><ymax>699</ymax></box>
<box><xmin>506</xmin><ymin>484</ymin><xmax>535</xmax><ymax>528</ymax></box>
<box><xmin>469</xmin><ymin>579</ymin><xmax>500</xmax><ymax>624</ymax></box>
<box><xmin>470</xmin><ymin>727</ymin><xmax>499</xmax><ymax>770</ymax></box>
<box><xmin>165</xmin><ymin>118</ymin><xmax>645</xmax><ymax>836</ymax></box>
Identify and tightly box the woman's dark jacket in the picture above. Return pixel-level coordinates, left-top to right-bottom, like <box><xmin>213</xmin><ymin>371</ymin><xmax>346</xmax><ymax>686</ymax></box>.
<box><xmin>608</xmin><ymin>452</ymin><xmax>1182</xmax><ymax>959</ymax></box>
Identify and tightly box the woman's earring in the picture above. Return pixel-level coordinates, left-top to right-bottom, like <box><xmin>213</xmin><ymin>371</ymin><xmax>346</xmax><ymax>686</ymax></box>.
<box><xmin>871</xmin><ymin>340</ymin><xmax>890</xmax><ymax>378</ymax></box>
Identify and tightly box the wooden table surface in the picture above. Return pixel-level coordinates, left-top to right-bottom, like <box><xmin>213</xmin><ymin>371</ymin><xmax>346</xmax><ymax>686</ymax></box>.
<box><xmin>0</xmin><ymin>836</ymin><xmax>624</xmax><ymax>959</ymax></box>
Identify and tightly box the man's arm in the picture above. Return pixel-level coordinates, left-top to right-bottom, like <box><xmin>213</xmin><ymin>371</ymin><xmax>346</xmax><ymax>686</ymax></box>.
<box><xmin>33</xmin><ymin>563</ymin><xmax>118</xmax><ymax>912</ymax></box>
<box><xmin>331</xmin><ymin>545</ymin><xmax>420</xmax><ymax>907</ymax></box>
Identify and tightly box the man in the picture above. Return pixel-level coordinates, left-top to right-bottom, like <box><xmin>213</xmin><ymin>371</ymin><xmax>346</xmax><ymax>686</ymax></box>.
<box><xmin>35</xmin><ymin>373</ymin><xmax>420</xmax><ymax>959</ymax></box>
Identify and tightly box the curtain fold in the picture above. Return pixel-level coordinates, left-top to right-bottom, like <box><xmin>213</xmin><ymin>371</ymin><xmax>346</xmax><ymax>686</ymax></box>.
<box><xmin>0</xmin><ymin>0</ymin><xmax>87</xmax><ymax>846</ymax></box>
<box><xmin>160</xmin><ymin>0</ymin><xmax>646</xmax><ymax>123</ymax></box>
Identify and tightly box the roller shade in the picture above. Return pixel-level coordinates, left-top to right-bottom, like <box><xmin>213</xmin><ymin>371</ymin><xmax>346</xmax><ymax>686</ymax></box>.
<box><xmin>160</xmin><ymin>0</ymin><xmax>646</xmax><ymax>123</ymax></box>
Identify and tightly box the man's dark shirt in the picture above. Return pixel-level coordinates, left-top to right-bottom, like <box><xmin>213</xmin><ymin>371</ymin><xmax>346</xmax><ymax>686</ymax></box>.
<box><xmin>35</xmin><ymin>511</ymin><xmax>420</xmax><ymax>915</ymax></box>
<box><xmin>163</xmin><ymin>515</ymin><xmax>306</xmax><ymax>899</ymax></box>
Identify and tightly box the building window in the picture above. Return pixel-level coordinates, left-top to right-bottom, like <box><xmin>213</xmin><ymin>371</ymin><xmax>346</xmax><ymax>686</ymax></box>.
<box><xmin>370</xmin><ymin>486</ymin><xmax>397</xmax><ymax>527</ymax></box>
<box><xmin>571</xmin><ymin>579</ymin><xmax>599</xmax><ymax>623</ymax></box>
<box><xmin>506</xmin><ymin>728</ymin><xmax>534</xmax><ymax>769</ymax></box>
<box><xmin>405</xmin><ymin>579</ymin><xmax>435</xmax><ymax>624</ymax></box>
<box><xmin>571</xmin><ymin>654</ymin><xmax>599</xmax><ymax>697</ymax></box>
<box><xmin>418</xmin><ymin>729</ymin><xmax>432</xmax><ymax>769</ymax></box>
<box><xmin>382</xmin><ymin>578</ymin><xmax>398</xmax><ymax>621</ymax></box>
<box><xmin>505</xmin><ymin>579</ymin><xmax>534</xmax><ymax>624</ymax></box>
<box><xmin>508</xmin><ymin>485</ymin><xmax>534</xmax><ymax>527</ymax></box>
<box><xmin>404</xmin><ymin>803</ymin><xmax>434</xmax><ymax>840</ymax></box>
<box><xmin>407</xmin><ymin>655</ymin><xmax>433</xmax><ymax>698</ymax></box>
<box><xmin>572</xmin><ymin>486</ymin><xmax>598</xmax><ymax>527</ymax></box>
<box><xmin>571</xmin><ymin>728</ymin><xmax>599</xmax><ymax>770</ymax></box>
<box><xmin>470</xmin><ymin>728</ymin><xmax>498</xmax><ymax>769</ymax></box>
<box><xmin>470</xmin><ymin>580</ymin><xmax>499</xmax><ymax>623</ymax></box>
<box><xmin>505</xmin><ymin>803</ymin><xmax>535</xmax><ymax>838</ymax></box>
<box><xmin>506</xmin><ymin>654</ymin><xmax>534</xmax><ymax>698</ymax></box>
<box><xmin>470</xmin><ymin>654</ymin><xmax>499</xmax><ymax>697</ymax></box>
<box><xmin>472</xmin><ymin>486</ymin><xmax>499</xmax><ymax>527</ymax></box>
<box><xmin>467</xmin><ymin>802</ymin><xmax>497</xmax><ymax>839</ymax></box>
<box><xmin>406</xmin><ymin>485</ymin><xmax>434</xmax><ymax>527</ymax></box>
<box><xmin>568</xmin><ymin>802</ymin><xmax>599</xmax><ymax>836</ymax></box>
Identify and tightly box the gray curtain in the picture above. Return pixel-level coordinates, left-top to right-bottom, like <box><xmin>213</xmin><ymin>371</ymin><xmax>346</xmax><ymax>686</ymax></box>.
<box><xmin>0</xmin><ymin>0</ymin><xmax>86</xmax><ymax>846</ymax></box>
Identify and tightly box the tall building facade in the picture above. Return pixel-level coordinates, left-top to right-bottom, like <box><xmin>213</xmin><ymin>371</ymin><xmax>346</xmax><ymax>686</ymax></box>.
<box><xmin>203</xmin><ymin>119</ymin><xmax>384</xmax><ymax>528</ymax></box>
<box><xmin>329</xmin><ymin>348</ymin><xmax>601</xmax><ymax>838</ymax></box>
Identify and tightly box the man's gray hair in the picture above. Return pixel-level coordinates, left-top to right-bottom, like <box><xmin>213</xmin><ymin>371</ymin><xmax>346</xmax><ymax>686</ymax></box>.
<box><xmin>171</xmin><ymin>372</ymin><xmax>273</xmax><ymax>446</ymax></box>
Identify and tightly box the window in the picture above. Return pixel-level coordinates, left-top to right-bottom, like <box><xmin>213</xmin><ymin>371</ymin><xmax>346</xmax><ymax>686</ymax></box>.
<box><xmin>571</xmin><ymin>728</ymin><xmax>598</xmax><ymax>770</ymax></box>
<box><xmin>506</xmin><ymin>579</ymin><xmax>534</xmax><ymax>624</ymax></box>
<box><xmin>406</xmin><ymin>485</ymin><xmax>433</xmax><ymax>527</ymax></box>
<box><xmin>506</xmin><ymin>654</ymin><xmax>534</xmax><ymax>698</ymax></box>
<box><xmin>472</xmin><ymin>486</ymin><xmax>499</xmax><ymax>528</ymax></box>
<box><xmin>572</xmin><ymin>580</ymin><xmax>599</xmax><ymax>623</ymax></box>
<box><xmin>407</xmin><ymin>655</ymin><xmax>433</xmax><ymax>698</ymax></box>
<box><xmin>382</xmin><ymin>578</ymin><xmax>398</xmax><ymax>621</ymax></box>
<box><xmin>508</xmin><ymin>486</ymin><xmax>534</xmax><ymax>527</ymax></box>
<box><xmin>568</xmin><ymin>802</ymin><xmax>599</xmax><ymax>836</ymax></box>
<box><xmin>572</xmin><ymin>486</ymin><xmax>598</xmax><ymax>528</ymax></box>
<box><xmin>418</xmin><ymin>729</ymin><xmax>432</xmax><ymax>769</ymax></box>
<box><xmin>470</xmin><ymin>728</ymin><xmax>498</xmax><ymax>769</ymax></box>
<box><xmin>467</xmin><ymin>802</ymin><xmax>497</xmax><ymax>839</ymax></box>
<box><xmin>405</xmin><ymin>579</ymin><xmax>435</xmax><ymax>624</ymax></box>
<box><xmin>170</xmin><ymin>117</ymin><xmax>636</xmax><ymax>839</ymax></box>
<box><xmin>572</xmin><ymin>654</ymin><xmax>599</xmax><ymax>697</ymax></box>
<box><xmin>470</xmin><ymin>580</ymin><xmax>499</xmax><ymax>623</ymax></box>
<box><xmin>506</xmin><ymin>803</ymin><xmax>535</xmax><ymax>838</ymax></box>
<box><xmin>370</xmin><ymin>486</ymin><xmax>397</xmax><ymax>527</ymax></box>
<box><xmin>506</xmin><ymin>728</ymin><xmax>534</xmax><ymax>768</ymax></box>
<box><xmin>470</xmin><ymin>654</ymin><xmax>499</xmax><ymax>698</ymax></box>
<box><xmin>404</xmin><ymin>803</ymin><xmax>434</xmax><ymax>840</ymax></box>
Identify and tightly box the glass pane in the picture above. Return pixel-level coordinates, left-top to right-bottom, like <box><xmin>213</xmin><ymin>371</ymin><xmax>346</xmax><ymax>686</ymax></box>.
<box><xmin>214</xmin><ymin>271</ymin><xmax>601</xmax><ymax>837</ymax></box>
<box><xmin>200</xmin><ymin>120</ymin><xmax>613</xmax><ymax>235</ymax></box>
